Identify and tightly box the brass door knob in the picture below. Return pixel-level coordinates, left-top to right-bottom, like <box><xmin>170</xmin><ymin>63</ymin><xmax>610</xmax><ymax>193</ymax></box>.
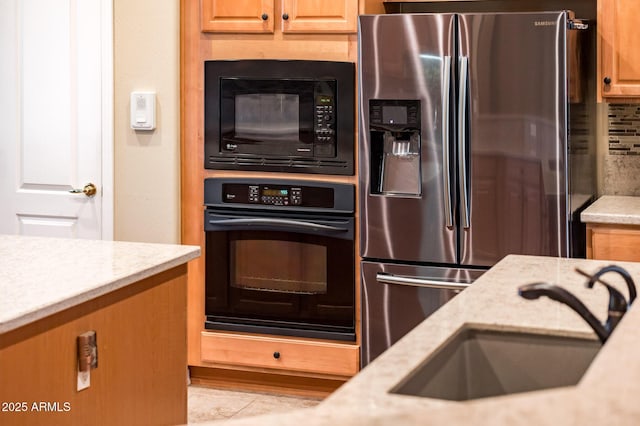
<box><xmin>69</xmin><ymin>183</ymin><xmax>97</xmax><ymax>197</ymax></box>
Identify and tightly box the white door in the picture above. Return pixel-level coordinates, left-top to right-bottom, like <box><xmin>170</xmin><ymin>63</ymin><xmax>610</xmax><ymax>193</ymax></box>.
<box><xmin>0</xmin><ymin>0</ymin><xmax>113</xmax><ymax>239</ymax></box>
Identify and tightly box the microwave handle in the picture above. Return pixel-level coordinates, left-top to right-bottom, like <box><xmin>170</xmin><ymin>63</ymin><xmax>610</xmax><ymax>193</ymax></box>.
<box><xmin>208</xmin><ymin>218</ymin><xmax>350</xmax><ymax>234</ymax></box>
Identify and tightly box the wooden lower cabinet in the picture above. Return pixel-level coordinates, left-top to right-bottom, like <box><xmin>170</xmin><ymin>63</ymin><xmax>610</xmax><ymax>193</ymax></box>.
<box><xmin>200</xmin><ymin>331</ymin><xmax>359</xmax><ymax>377</ymax></box>
<box><xmin>0</xmin><ymin>266</ymin><xmax>188</xmax><ymax>426</ymax></box>
<box><xmin>586</xmin><ymin>223</ymin><xmax>640</xmax><ymax>261</ymax></box>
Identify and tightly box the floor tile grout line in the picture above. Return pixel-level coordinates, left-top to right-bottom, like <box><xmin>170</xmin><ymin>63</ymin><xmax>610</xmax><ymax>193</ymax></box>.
<box><xmin>228</xmin><ymin>396</ymin><xmax>259</xmax><ymax>419</ymax></box>
<box><xmin>187</xmin><ymin>385</ymin><xmax>321</xmax><ymax>424</ymax></box>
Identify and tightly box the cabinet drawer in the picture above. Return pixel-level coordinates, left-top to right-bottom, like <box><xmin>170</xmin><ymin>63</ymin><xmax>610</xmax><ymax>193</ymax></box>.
<box><xmin>587</xmin><ymin>224</ymin><xmax>640</xmax><ymax>262</ymax></box>
<box><xmin>201</xmin><ymin>332</ymin><xmax>359</xmax><ymax>377</ymax></box>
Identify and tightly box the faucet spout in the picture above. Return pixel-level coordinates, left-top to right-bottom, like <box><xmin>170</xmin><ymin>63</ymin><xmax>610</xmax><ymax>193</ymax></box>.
<box><xmin>518</xmin><ymin>282</ymin><xmax>609</xmax><ymax>343</ymax></box>
<box><xmin>582</xmin><ymin>265</ymin><xmax>637</xmax><ymax>305</ymax></box>
<box><xmin>594</xmin><ymin>281</ymin><xmax>627</xmax><ymax>333</ymax></box>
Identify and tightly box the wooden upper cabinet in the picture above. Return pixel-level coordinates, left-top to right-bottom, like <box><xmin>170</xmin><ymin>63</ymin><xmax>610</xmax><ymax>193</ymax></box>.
<box><xmin>281</xmin><ymin>0</ymin><xmax>358</xmax><ymax>33</ymax></box>
<box><xmin>201</xmin><ymin>0</ymin><xmax>357</xmax><ymax>33</ymax></box>
<box><xmin>599</xmin><ymin>0</ymin><xmax>640</xmax><ymax>99</ymax></box>
<box><xmin>202</xmin><ymin>0</ymin><xmax>275</xmax><ymax>33</ymax></box>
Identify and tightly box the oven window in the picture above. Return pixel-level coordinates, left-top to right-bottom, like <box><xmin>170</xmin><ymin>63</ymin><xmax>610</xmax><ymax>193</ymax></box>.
<box><xmin>235</xmin><ymin>94</ymin><xmax>299</xmax><ymax>141</ymax></box>
<box><xmin>230</xmin><ymin>232</ymin><xmax>327</xmax><ymax>294</ymax></box>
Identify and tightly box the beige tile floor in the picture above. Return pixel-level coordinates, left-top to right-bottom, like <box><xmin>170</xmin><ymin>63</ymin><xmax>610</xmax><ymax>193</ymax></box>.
<box><xmin>187</xmin><ymin>385</ymin><xmax>322</xmax><ymax>423</ymax></box>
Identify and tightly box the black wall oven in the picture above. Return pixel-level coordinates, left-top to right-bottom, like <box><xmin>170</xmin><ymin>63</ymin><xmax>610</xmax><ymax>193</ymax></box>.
<box><xmin>204</xmin><ymin>178</ymin><xmax>355</xmax><ymax>341</ymax></box>
<box><xmin>204</xmin><ymin>60</ymin><xmax>355</xmax><ymax>175</ymax></box>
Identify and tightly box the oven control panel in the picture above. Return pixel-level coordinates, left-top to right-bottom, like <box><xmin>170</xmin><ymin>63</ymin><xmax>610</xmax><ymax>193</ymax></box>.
<box><xmin>248</xmin><ymin>185</ymin><xmax>301</xmax><ymax>206</ymax></box>
<box><xmin>221</xmin><ymin>183</ymin><xmax>334</xmax><ymax>208</ymax></box>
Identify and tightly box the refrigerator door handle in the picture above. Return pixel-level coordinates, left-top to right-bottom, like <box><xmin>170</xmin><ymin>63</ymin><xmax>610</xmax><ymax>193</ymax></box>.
<box><xmin>376</xmin><ymin>272</ymin><xmax>471</xmax><ymax>291</ymax></box>
<box><xmin>442</xmin><ymin>55</ymin><xmax>453</xmax><ymax>228</ymax></box>
<box><xmin>458</xmin><ymin>56</ymin><xmax>470</xmax><ymax>229</ymax></box>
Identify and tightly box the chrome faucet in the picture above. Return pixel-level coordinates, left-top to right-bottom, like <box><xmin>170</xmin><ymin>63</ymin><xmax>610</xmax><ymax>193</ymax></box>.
<box><xmin>518</xmin><ymin>281</ymin><xmax>626</xmax><ymax>344</ymax></box>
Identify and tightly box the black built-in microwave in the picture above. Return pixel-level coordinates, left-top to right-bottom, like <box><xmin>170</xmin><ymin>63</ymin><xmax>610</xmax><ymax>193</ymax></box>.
<box><xmin>204</xmin><ymin>60</ymin><xmax>355</xmax><ymax>175</ymax></box>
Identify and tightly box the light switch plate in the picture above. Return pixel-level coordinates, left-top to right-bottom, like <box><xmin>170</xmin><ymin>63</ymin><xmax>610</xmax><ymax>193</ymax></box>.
<box><xmin>130</xmin><ymin>91</ymin><xmax>156</xmax><ymax>130</ymax></box>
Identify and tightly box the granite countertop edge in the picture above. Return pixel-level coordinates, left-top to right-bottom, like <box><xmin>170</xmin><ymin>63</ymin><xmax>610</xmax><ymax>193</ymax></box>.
<box><xmin>0</xmin><ymin>235</ymin><xmax>200</xmax><ymax>334</ymax></box>
<box><xmin>581</xmin><ymin>195</ymin><xmax>640</xmax><ymax>225</ymax></box>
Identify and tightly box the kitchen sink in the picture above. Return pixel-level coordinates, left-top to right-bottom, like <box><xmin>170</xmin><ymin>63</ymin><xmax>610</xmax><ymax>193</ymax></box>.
<box><xmin>391</xmin><ymin>326</ymin><xmax>601</xmax><ymax>401</ymax></box>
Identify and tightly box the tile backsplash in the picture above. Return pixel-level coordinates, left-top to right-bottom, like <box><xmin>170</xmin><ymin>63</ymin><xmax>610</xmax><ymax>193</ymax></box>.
<box><xmin>604</xmin><ymin>104</ymin><xmax>640</xmax><ymax>195</ymax></box>
<box><xmin>608</xmin><ymin>104</ymin><xmax>640</xmax><ymax>155</ymax></box>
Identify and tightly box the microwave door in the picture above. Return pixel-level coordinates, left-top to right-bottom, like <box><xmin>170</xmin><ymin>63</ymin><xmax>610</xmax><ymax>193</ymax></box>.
<box><xmin>204</xmin><ymin>59</ymin><xmax>355</xmax><ymax>175</ymax></box>
<box><xmin>358</xmin><ymin>13</ymin><xmax>456</xmax><ymax>264</ymax></box>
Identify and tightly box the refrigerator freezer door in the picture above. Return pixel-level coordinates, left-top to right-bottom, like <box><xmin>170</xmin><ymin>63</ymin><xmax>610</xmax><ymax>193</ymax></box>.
<box><xmin>458</xmin><ymin>12</ymin><xmax>570</xmax><ymax>267</ymax></box>
<box><xmin>361</xmin><ymin>261</ymin><xmax>485</xmax><ymax>367</ymax></box>
<box><xmin>358</xmin><ymin>14</ymin><xmax>457</xmax><ymax>264</ymax></box>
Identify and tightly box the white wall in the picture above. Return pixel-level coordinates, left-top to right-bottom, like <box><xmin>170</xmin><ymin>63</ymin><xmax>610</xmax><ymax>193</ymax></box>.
<box><xmin>113</xmin><ymin>0</ymin><xmax>180</xmax><ymax>243</ymax></box>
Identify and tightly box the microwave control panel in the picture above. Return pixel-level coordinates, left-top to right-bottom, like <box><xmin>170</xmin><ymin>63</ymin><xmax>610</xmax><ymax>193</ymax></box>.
<box><xmin>314</xmin><ymin>94</ymin><xmax>335</xmax><ymax>142</ymax></box>
<box><xmin>221</xmin><ymin>183</ymin><xmax>334</xmax><ymax>208</ymax></box>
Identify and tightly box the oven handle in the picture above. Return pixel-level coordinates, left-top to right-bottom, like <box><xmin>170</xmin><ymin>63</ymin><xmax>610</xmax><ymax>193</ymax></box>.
<box><xmin>208</xmin><ymin>218</ymin><xmax>350</xmax><ymax>234</ymax></box>
<box><xmin>376</xmin><ymin>272</ymin><xmax>471</xmax><ymax>291</ymax></box>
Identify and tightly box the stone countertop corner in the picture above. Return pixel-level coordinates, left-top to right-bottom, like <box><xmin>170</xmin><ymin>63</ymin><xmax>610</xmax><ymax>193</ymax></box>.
<box><xmin>581</xmin><ymin>195</ymin><xmax>640</xmax><ymax>225</ymax></box>
<box><xmin>0</xmin><ymin>234</ymin><xmax>200</xmax><ymax>334</ymax></box>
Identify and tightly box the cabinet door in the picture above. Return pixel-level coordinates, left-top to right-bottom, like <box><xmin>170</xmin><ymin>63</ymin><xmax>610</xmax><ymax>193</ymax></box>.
<box><xmin>600</xmin><ymin>0</ymin><xmax>640</xmax><ymax>98</ymax></box>
<box><xmin>281</xmin><ymin>0</ymin><xmax>357</xmax><ymax>33</ymax></box>
<box><xmin>202</xmin><ymin>0</ymin><xmax>275</xmax><ymax>33</ymax></box>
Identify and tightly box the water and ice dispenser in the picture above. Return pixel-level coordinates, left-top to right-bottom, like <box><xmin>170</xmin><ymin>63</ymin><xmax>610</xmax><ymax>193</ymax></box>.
<box><xmin>368</xmin><ymin>100</ymin><xmax>422</xmax><ymax>196</ymax></box>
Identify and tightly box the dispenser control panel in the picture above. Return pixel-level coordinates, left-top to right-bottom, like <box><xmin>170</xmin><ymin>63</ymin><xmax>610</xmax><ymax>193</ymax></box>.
<box><xmin>369</xmin><ymin>99</ymin><xmax>421</xmax><ymax>129</ymax></box>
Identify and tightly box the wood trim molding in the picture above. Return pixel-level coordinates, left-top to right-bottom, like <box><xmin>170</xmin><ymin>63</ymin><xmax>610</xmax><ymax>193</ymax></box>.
<box><xmin>189</xmin><ymin>366</ymin><xmax>343</xmax><ymax>398</ymax></box>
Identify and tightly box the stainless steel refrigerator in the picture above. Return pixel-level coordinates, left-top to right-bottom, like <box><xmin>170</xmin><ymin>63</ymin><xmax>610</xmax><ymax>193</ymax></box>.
<box><xmin>358</xmin><ymin>11</ymin><xmax>596</xmax><ymax>366</ymax></box>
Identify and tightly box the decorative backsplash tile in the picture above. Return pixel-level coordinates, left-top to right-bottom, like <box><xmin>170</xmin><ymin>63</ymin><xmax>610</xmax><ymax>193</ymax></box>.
<box><xmin>608</xmin><ymin>104</ymin><xmax>640</xmax><ymax>155</ymax></box>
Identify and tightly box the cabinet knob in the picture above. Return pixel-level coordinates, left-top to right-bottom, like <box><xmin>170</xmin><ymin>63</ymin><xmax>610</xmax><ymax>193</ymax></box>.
<box><xmin>604</xmin><ymin>76</ymin><xmax>612</xmax><ymax>85</ymax></box>
<box><xmin>282</xmin><ymin>13</ymin><xmax>289</xmax><ymax>21</ymax></box>
<box><xmin>273</xmin><ymin>351</ymin><xmax>281</xmax><ymax>359</ymax></box>
<box><xmin>261</xmin><ymin>13</ymin><xmax>268</xmax><ymax>21</ymax></box>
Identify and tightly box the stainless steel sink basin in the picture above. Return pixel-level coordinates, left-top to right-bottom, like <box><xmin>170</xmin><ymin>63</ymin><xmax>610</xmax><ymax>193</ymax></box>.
<box><xmin>391</xmin><ymin>326</ymin><xmax>601</xmax><ymax>401</ymax></box>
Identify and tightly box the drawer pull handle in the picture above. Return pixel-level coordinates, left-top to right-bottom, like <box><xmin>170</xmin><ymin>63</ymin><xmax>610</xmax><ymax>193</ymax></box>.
<box><xmin>273</xmin><ymin>351</ymin><xmax>281</xmax><ymax>359</ymax></box>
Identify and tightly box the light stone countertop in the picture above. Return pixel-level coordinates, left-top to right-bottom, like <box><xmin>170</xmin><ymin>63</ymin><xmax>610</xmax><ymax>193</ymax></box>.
<box><xmin>581</xmin><ymin>195</ymin><xmax>640</xmax><ymax>225</ymax></box>
<box><xmin>209</xmin><ymin>254</ymin><xmax>640</xmax><ymax>425</ymax></box>
<box><xmin>0</xmin><ymin>234</ymin><xmax>200</xmax><ymax>334</ymax></box>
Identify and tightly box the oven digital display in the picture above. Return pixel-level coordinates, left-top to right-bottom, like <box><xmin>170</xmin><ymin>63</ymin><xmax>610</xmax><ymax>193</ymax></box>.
<box><xmin>262</xmin><ymin>188</ymin><xmax>288</xmax><ymax>197</ymax></box>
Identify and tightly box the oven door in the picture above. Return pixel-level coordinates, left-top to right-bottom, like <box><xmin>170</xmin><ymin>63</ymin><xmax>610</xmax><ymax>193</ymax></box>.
<box><xmin>204</xmin><ymin>209</ymin><xmax>355</xmax><ymax>341</ymax></box>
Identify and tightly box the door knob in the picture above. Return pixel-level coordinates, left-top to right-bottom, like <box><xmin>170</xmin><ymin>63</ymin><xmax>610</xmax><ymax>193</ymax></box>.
<box><xmin>69</xmin><ymin>183</ymin><xmax>97</xmax><ymax>197</ymax></box>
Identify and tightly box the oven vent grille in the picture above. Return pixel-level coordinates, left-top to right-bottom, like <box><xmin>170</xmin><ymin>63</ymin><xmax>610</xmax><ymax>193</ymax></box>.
<box><xmin>207</xmin><ymin>156</ymin><xmax>351</xmax><ymax>174</ymax></box>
